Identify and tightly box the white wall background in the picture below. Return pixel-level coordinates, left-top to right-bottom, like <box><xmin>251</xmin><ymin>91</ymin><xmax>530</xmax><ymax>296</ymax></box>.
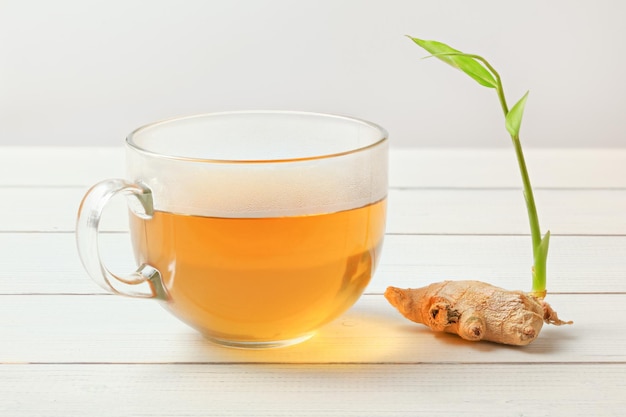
<box><xmin>1</xmin><ymin>0</ymin><xmax>625</xmax><ymax>148</ymax></box>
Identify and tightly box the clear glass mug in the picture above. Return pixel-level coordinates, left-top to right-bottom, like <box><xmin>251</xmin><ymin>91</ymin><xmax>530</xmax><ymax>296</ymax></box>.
<box><xmin>76</xmin><ymin>111</ymin><xmax>388</xmax><ymax>348</ymax></box>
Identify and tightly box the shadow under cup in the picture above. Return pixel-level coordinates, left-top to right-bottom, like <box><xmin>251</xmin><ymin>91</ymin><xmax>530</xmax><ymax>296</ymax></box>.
<box><xmin>79</xmin><ymin>111</ymin><xmax>388</xmax><ymax>349</ymax></box>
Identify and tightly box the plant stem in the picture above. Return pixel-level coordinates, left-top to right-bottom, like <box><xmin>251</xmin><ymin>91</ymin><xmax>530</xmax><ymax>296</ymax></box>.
<box><xmin>511</xmin><ymin>136</ymin><xmax>542</xmax><ymax>252</ymax></box>
<box><xmin>468</xmin><ymin>54</ymin><xmax>547</xmax><ymax>296</ymax></box>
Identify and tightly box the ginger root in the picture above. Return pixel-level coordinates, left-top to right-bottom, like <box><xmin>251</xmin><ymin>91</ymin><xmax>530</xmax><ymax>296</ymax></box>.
<box><xmin>385</xmin><ymin>280</ymin><xmax>572</xmax><ymax>346</ymax></box>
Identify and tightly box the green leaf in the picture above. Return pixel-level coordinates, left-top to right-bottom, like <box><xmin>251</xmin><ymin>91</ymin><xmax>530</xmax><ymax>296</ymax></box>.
<box><xmin>408</xmin><ymin>36</ymin><xmax>497</xmax><ymax>89</ymax></box>
<box><xmin>505</xmin><ymin>91</ymin><xmax>529</xmax><ymax>137</ymax></box>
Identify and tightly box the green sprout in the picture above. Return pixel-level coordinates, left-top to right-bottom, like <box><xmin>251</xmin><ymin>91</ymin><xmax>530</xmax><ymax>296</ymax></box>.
<box><xmin>408</xmin><ymin>37</ymin><xmax>550</xmax><ymax>299</ymax></box>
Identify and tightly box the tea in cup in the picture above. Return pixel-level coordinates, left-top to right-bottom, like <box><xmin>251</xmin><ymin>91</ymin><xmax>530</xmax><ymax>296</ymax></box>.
<box><xmin>76</xmin><ymin>111</ymin><xmax>388</xmax><ymax>348</ymax></box>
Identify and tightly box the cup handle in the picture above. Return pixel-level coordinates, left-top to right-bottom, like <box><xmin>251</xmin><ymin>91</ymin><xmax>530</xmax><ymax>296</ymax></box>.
<box><xmin>76</xmin><ymin>179</ymin><xmax>168</xmax><ymax>300</ymax></box>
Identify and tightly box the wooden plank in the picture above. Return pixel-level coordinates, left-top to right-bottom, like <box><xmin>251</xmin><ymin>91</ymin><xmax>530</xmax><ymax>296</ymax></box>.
<box><xmin>0</xmin><ymin>233</ymin><xmax>131</xmax><ymax>295</ymax></box>
<box><xmin>2</xmin><ymin>147</ymin><xmax>625</xmax><ymax>188</ymax></box>
<box><xmin>0</xmin><ymin>186</ymin><xmax>128</xmax><ymax>232</ymax></box>
<box><xmin>2</xmin><ymin>146</ymin><xmax>622</xmax><ymax>417</ymax></box>
<box><xmin>391</xmin><ymin>148</ymin><xmax>626</xmax><ymax>188</ymax></box>
<box><xmin>387</xmin><ymin>187</ymin><xmax>626</xmax><ymax>235</ymax></box>
<box><xmin>1</xmin><ymin>187</ymin><xmax>625</xmax><ymax>234</ymax></box>
<box><xmin>375</xmin><ymin>234</ymin><xmax>626</xmax><ymax>293</ymax></box>
<box><xmin>2</xmin><ymin>233</ymin><xmax>625</xmax><ymax>295</ymax></box>
<box><xmin>2</xmin><ymin>147</ymin><xmax>624</xmax><ymax>417</ymax></box>
<box><xmin>0</xmin><ymin>363</ymin><xmax>623</xmax><ymax>416</ymax></box>
<box><xmin>0</xmin><ymin>293</ymin><xmax>616</xmax><ymax>364</ymax></box>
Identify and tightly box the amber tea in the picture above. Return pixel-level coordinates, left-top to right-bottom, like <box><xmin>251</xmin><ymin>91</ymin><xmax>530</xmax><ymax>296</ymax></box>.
<box><xmin>77</xmin><ymin>111</ymin><xmax>388</xmax><ymax>348</ymax></box>
<box><xmin>130</xmin><ymin>199</ymin><xmax>386</xmax><ymax>344</ymax></box>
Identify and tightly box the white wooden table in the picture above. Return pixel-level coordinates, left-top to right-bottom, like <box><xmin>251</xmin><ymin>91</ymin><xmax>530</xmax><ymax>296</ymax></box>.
<box><xmin>1</xmin><ymin>147</ymin><xmax>625</xmax><ymax>416</ymax></box>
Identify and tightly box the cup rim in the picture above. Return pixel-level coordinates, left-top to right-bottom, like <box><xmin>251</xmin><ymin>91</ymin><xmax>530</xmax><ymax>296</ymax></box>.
<box><xmin>125</xmin><ymin>110</ymin><xmax>388</xmax><ymax>164</ymax></box>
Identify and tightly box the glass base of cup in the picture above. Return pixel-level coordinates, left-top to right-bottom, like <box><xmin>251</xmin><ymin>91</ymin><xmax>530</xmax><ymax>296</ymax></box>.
<box><xmin>206</xmin><ymin>332</ymin><xmax>316</xmax><ymax>349</ymax></box>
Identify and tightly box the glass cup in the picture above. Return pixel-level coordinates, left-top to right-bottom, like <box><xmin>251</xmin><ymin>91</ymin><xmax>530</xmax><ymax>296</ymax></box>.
<box><xmin>76</xmin><ymin>111</ymin><xmax>388</xmax><ymax>348</ymax></box>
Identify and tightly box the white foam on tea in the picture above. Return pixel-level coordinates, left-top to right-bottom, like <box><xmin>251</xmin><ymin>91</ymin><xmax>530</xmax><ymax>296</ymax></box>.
<box><xmin>126</xmin><ymin>112</ymin><xmax>388</xmax><ymax>218</ymax></box>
